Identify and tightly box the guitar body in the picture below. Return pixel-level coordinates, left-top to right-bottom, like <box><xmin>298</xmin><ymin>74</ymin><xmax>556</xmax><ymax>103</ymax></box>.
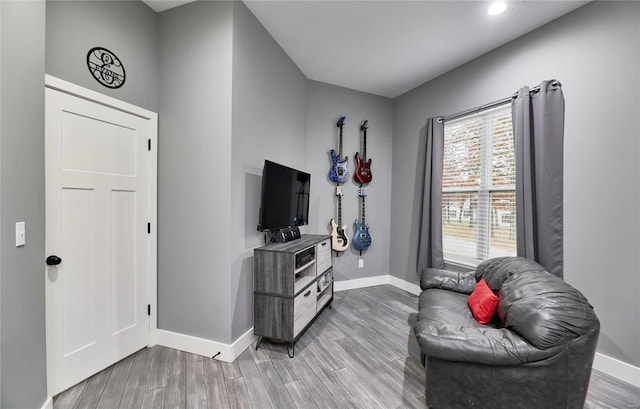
<box><xmin>330</xmin><ymin>218</ymin><xmax>349</xmax><ymax>251</ymax></box>
<box><xmin>354</xmin><ymin>153</ymin><xmax>372</xmax><ymax>184</ymax></box>
<box><xmin>352</xmin><ymin>219</ymin><xmax>371</xmax><ymax>251</ymax></box>
<box><xmin>329</xmin><ymin>150</ymin><xmax>349</xmax><ymax>184</ymax></box>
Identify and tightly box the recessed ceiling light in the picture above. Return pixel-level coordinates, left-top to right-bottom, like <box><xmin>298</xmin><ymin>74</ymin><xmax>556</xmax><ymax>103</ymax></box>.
<box><xmin>488</xmin><ymin>2</ymin><xmax>507</xmax><ymax>15</ymax></box>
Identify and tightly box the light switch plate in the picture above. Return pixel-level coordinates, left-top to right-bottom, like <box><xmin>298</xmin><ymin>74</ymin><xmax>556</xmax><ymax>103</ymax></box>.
<box><xmin>358</xmin><ymin>258</ymin><xmax>364</xmax><ymax>268</ymax></box>
<box><xmin>16</xmin><ymin>222</ymin><xmax>25</xmax><ymax>247</ymax></box>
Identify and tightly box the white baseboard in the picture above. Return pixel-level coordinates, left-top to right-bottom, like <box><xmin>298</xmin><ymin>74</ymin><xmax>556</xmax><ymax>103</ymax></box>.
<box><xmin>41</xmin><ymin>396</ymin><xmax>53</xmax><ymax>409</ymax></box>
<box><xmin>156</xmin><ymin>275</ymin><xmax>640</xmax><ymax>389</ymax></box>
<box><xmin>333</xmin><ymin>274</ymin><xmax>421</xmax><ymax>296</ymax></box>
<box><xmin>334</xmin><ymin>275</ymin><xmax>390</xmax><ymax>291</ymax></box>
<box><xmin>388</xmin><ymin>275</ymin><xmax>421</xmax><ymax>296</ymax></box>
<box><xmin>155</xmin><ymin>275</ymin><xmax>416</xmax><ymax>362</ymax></box>
<box><xmin>156</xmin><ymin>327</ymin><xmax>257</xmax><ymax>363</ymax></box>
<box><xmin>593</xmin><ymin>352</ymin><xmax>640</xmax><ymax>388</ymax></box>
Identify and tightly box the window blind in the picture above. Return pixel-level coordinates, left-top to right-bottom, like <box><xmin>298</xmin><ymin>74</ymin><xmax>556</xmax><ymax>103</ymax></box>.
<box><xmin>442</xmin><ymin>105</ymin><xmax>516</xmax><ymax>265</ymax></box>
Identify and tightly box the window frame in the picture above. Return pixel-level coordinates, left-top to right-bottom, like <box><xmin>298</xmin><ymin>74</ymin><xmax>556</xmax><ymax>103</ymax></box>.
<box><xmin>441</xmin><ymin>104</ymin><xmax>516</xmax><ymax>267</ymax></box>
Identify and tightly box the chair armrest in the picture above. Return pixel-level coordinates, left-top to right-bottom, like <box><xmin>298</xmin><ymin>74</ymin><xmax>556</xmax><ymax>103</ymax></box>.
<box><xmin>420</xmin><ymin>268</ymin><xmax>476</xmax><ymax>294</ymax></box>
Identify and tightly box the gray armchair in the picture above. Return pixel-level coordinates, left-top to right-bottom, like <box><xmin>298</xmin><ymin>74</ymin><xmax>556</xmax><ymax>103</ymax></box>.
<box><xmin>414</xmin><ymin>257</ymin><xmax>600</xmax><ymax>409</ymax></box>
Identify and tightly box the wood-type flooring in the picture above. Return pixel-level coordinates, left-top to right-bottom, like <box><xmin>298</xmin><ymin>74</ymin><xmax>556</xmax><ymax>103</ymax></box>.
<box><xmin>53</xmin><ymin>285</ymin><xmax>640</xmax><ymax>409</ymax></box>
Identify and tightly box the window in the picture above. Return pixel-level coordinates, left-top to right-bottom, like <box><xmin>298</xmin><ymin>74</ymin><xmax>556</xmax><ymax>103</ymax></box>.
<box><xmin>442</xmin><ymin>105</ymin><xmax>516</xmax><ymax>266</ymax></box>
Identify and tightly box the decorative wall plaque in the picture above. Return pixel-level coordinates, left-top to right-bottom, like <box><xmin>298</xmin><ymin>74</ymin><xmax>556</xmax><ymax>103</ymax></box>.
<box><xmin>86</xmin><ymin>47</ymin><xmax>126</xmax><ymax>89</ymax></box>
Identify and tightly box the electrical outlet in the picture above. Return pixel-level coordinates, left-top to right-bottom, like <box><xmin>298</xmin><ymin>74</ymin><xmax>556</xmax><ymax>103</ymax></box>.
<box><xmin>358</xmin><ymin>258</ymin><xmax>364</xmax><ymax>268</ymax></box>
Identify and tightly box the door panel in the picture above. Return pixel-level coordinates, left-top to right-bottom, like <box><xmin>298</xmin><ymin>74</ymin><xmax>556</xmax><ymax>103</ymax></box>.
<box><xmin>61</xmin><ymin>110</ymin><xmax>137</xmax><ymax>176</ymax></box>
<box><xmin>111</xmin><ymin>190</ymin><xmax>137</xmax><ymax>335</ymax></box>
<box><xmin>46</xmin><ymin>87</ymin><xmax>153</xmax><ymax>396</ymax></box>
<box><xmin>61</xmin><ymin>188</ymin><xmax>97</xmax><ymax>356</ymax></box>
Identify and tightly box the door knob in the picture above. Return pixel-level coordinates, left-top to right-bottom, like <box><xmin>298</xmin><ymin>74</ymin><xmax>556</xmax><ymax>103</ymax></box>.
<box><xmin>46</xmin><ymin>255</ymin><xmax>62</xmax><ymax>266</ymax></box>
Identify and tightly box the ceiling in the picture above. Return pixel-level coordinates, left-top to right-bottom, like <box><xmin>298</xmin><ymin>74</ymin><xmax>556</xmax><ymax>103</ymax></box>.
<box><xmin>143</xmin><ymin>0</ymin><xmax>590</xmax><ymax>98</ymax></box>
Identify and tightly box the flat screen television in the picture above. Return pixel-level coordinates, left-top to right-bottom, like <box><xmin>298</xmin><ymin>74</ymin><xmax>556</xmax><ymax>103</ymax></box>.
<box><xmin>257</xmin><ymin>160</ymin><xmax>310</xmax><ymax>233</ymax></box>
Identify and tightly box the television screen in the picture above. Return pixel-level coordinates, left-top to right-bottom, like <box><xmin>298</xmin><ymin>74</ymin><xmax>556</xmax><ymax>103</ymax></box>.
<box><xmin>257</xmin><ymin>160</ymin><xmax>310</xmax><ymax>232</ymax></box>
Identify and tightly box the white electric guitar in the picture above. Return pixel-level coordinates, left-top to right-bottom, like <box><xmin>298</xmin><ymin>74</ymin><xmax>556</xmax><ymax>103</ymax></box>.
<box><xmin>330</xmin><ymin>186</ymin><xmax>349</xmax><ymax>251</ymax></box>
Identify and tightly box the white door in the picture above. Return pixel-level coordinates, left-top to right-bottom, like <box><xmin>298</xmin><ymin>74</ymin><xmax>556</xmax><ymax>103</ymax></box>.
<box><xmin>45</xmin><ymin>83</ymin><xmax>156</xmax><ymax>396</ymax></box>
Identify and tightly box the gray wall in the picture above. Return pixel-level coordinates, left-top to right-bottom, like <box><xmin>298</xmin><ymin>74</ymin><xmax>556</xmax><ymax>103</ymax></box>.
<box><xmin>34</xmin><ymin>0</ymin><xmax>638</xmax><ymax>391</ymax></box>
<box><xmin>0</xmin><ymin>1</ymin><xmax>47</xmax><ymax>408</ymax></box>
<box><xmin>158</xmin><ymin>1</ymin><xmax>394</xmax><ymax>344</ymax></box>
<box><xmin>391</xmin><ymin>1</ymin><xmax>640</xmax><ymax>367</ymax></box>
<box><xmin>158</xmin><ymin>1</ymin><xmax>234</xmax><ymax>342</ymax></box>
<box><xmin>306</xmin><ymin>81</ymin><xmax>393</xmax><ymax>283</ymax></box>
<box><xmin>46</xmin><ymin>0</ymin><xmax>158</xmax><ymax>112</ymax></box>
<box><xmin>230</xmin><ymin>2</ymin><xmax>308</xmax><ymax>341</ymax></box>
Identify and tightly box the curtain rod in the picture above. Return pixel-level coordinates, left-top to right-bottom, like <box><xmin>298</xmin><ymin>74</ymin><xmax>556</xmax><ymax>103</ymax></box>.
<box><xmin>437</xmin><ymin>80</ymin><xmax>560</xmax><ymax>123</ymax></box>
<box><xmin>438</xmin><ymin>97</ymin><xmax>512</xmax><ymax>123</ymax></box>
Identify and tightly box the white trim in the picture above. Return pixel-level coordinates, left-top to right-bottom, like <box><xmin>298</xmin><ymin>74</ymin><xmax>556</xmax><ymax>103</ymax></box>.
<box><xmin>156</xmin><ymin>328</ymin><xmax>257</xmax><ymax>363</ymax></box>
<box><xmin>45</xmin><ymin>75</ymin><xmax>156</xmax><ymax>120</ymax></box>
<box><xmin>230</xmin><ymin>327</ymin><xmax>259</xmax><ymax>359</ymax></box>
<box><xmin>153</xmin><ymin>276</ymin><xmax>640</xmax><ymax>389</ymax></box>
<box><xmin>444</xmin><ymin>258</ymin><xmax>477</xmax><ymax>271</ymax></box>
<box><xmin>333</xmin><ymin>275</ymin><xmax>390</xmax><ymax>292</ymax></box>
<box><xmin>40</xmin><ymin>397</ymin><xmax>53</xmax><ymax>409</ymax></box>
<box><xmin>388</xmin><ymin>275</ymin><xmax>421</xmax><ymax>296</ymax></box>
<box><xmin>156</xmin><ymin>274</ymin><xmax>640</xmax><ymax>388</ymax></box>
<box><xmin>156</xmin><ymin>275</ymin><xmax>418</xmax><ymax>362</ymax></box>
<box><xmin>147</xmin><ymin>110</ymin><xmax>158</xmax><ymax>347</ymax></box>
<box><xmin>593</xmin><ymin>352</ymin><xmax>640</xmax><ymax>388</ymax></box>
<box><xmin>44</xmin><ymin>75</ymin><xmax>158</xmax><ymax>394</ymax></box>
<box><xmin>334</xmin><ymin>274</ymin><xmax>421</xmax><ymax>296</ymax></box>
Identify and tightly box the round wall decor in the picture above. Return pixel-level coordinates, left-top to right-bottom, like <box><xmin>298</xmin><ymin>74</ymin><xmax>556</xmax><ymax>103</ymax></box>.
<box><xmin>86</xmin><ymin>47</ymin><xmax>126</xmax><ymax>89</ymax></box>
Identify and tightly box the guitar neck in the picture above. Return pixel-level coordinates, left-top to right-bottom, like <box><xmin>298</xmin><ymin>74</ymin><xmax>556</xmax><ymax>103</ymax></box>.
<box><xmin>363</xmin><ymin>129</ymin><xmax>367</xmax><ymax>160</ymax></box>
<box><xmin>338</xmin><ymin>195</ymin><xmax>342</xmax><ymax>225</ymax></box>
<box><xmin>361</xmin><ymin>195</ymin><xmax>366</xmax><ymax>224</ymax></box>
<box><xmin>339</xmin><ymin>126</ymin><xmax>343</xmax><ymax>157</ymax></box>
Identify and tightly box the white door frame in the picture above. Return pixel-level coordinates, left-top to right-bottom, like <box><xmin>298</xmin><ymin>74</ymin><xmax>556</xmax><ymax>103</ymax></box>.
<box><xmin>44</xmin><ymin>74</ymin><xmax>158</xmax><ymax>352</ymax></box>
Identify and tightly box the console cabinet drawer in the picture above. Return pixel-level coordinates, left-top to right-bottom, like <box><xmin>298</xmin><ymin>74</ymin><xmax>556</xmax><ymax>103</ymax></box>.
<box><xmin>316</xmin><ymin>238</ymin><xmax>331</xmax><ymax>275</ymax></box>
<box><xmin>294</xmin><ymin>286</ymin><xmax>316</xmax><ymax>336</ymax></box>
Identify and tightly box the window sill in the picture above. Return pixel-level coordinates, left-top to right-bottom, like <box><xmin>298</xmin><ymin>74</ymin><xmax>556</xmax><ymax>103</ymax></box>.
<box><xmin>444</xmin><ymin>257</ymin><xmax>478</xmax><ymax>272</ymax></box>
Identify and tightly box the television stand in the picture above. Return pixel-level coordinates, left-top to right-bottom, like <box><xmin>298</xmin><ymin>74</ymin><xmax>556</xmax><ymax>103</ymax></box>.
<box><xmin>253</xmin><ymin>234</ymin><xmax>333</xmax><ymax>357</ymax></box>
<box><xmin>267</xmin><ymin>226</ymin><xmax>301</xmax><ymax>243</ymax></box>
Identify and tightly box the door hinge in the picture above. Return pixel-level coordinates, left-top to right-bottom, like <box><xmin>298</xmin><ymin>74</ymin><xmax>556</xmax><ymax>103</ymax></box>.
<box><xmin>147</xmin><ymin>304</ymin><xmax>151</xmax><ymax>316</ymax></box>
<box><xmin>147</xmin><ymin>222</ymin><xmax>151</xmax><ymax>234</ymax></box>
<box><xmin>148</xmin><ymin>139</ymin><xmax>151</xmax><ymax>151</ymax></box>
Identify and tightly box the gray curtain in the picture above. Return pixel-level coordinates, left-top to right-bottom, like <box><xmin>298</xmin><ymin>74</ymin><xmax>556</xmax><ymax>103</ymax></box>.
<box><xmin>417</xmin><ymin>118</ymin><xmax>445</xmax><ymax>272</ymax></box>
<box><xmin>512</xmin><ymin>80</ymin><xmax>565</xmax><ymax>278</ymax></box>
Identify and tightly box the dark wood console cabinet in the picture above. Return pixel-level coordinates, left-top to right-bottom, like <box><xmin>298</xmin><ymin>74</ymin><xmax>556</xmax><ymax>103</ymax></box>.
<box><xmin>253</xmin><ymin>234</ymin><xmax>333</xmax><ymax>357</ymax></box>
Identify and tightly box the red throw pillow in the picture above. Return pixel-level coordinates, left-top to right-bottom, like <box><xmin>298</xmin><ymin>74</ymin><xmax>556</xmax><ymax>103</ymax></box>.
<box><xmin>468</xmin><ymin>279</ymin><xmax>499</xmax><ymax>324</ymax></box>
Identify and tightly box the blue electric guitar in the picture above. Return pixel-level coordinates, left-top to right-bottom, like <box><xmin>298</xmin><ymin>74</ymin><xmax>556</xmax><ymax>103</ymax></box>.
<box><xmin>329</xmin><ymin>116</ymin><xmax>349</xmax><ymax>184</ymax></box>
<box><xmin>353</xmin><ymin>187</ymin><xmax>372</xmax><ymax>251</ymax></box>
